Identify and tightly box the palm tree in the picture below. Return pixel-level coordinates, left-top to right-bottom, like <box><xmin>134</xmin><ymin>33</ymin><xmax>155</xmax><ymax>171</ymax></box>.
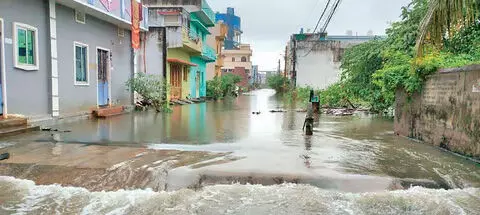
<box><xmin>416</xmin><ymin>0</ymin><xmax>479</xmax><ymax>56</ymax></box>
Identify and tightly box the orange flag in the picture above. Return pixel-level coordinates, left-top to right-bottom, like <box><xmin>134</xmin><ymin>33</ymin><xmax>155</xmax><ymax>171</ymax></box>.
<box><xmin>131</xmin><ymin>0</ymin><xmax>140</xmax><ymax>49</ymax></box>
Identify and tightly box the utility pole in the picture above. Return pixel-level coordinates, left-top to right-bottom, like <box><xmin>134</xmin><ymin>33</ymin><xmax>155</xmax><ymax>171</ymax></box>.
<box><xmin>277</xmin><ymin>59</ymin><xmax>281</xmax><ymax>75</ymax></box>
<box><xmin>292</xmin><ymin>37</ymin><xmax>297</xmax><ymax>89</ymax></box>
<box><xmin>161</xmin><ymin>27</ymin><xmax>167</xmax><ymax>102</ymax></box>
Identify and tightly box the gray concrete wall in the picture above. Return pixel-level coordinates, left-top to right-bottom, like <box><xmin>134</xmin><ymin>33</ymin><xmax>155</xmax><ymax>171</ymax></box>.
<box><xmin>295</xmin><ymin>39</ymin><xmax>369</xmax><ymax>90</ymax></box>
<box><xmin>144</xmin><ymin>29</ymin><xmax>164</xmax><ymax>75</ymax></box>
<box><xmin>395</xmin><ymin>65</ymin><xmax>480</xmax><ymax>159</ymax></box>
<box><xmin>0</xmin><ymin>0</ymin><xmax>51</xmax><ymax>117</ymax></box>
<box><xmin>296</xmin><ymin>48</ymin><xmax>340</xmax><ymax>89</ymax></box>
<box><xmin>56</xmin><ymin>4</ymin><xmax>133</xmax><ymax>115</ymax></box>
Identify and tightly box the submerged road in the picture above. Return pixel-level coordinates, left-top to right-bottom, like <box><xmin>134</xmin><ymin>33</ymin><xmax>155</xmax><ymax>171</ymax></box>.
<box><xmin>0</xmin><ymin>89</ymin><xmax>479</xmax><ymax>214</ymax></box>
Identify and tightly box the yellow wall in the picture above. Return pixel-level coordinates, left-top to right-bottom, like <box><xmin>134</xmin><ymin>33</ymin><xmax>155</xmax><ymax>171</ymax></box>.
<box><xmin>167</xmin><ymin>49</ymin><xmax>193</xmax><ymax>99</ymax></box>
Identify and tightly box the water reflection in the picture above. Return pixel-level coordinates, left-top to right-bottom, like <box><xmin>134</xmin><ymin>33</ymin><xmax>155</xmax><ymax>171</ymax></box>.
<box><xmin>16</xmin><ymin>89</ymin><xmax>480</xmax><ymax>189</ymax></box>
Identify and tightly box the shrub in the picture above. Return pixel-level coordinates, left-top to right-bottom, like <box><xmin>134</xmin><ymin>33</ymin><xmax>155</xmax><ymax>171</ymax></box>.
<box><xmin>206</xmin><ymin>73</ymin><xmax>242</xmax><ymax>99</ymax></box>
<box><xmin>126</xmin><ymin>73</ymin><xmax>170</xmax><ymax>112</ymax></box>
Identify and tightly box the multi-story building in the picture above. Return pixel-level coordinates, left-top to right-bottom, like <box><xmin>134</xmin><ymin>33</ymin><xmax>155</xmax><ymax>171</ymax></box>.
<box><xmin>145</xmin><ymin>0</ymin><xmax>216</xmax><ymax>99</ymax></box>
<box><xmin>0</xmin><ymin>0</ymin><xmax>148</xmax><ymax>120</ymax></box>
<box><xmin>285</xmin><ymin>33</ymin><xmax>379</xmax><ymax>89</ymax></box>
<box><xmin>221</xmin><ymin>43</ymin><xmax>252</xmax><ymax>79</ymax></box>
<box><xmin>216</xmin><ymin>7</ymin><xmax>241</xmax><ymax>50</ymax></box>
<box><xmin>206</xmin><ymin>21</ymin><xmax>228</xmax><ymax>80</ymax></box>
<box><xmin>250</xmin><ymin>65</ymin><xmax>259</xmax><ymax>86</ymax></box>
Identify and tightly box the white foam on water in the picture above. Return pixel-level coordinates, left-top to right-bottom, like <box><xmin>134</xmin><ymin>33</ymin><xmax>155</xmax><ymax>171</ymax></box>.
<box><xmin>0</xmin><ymin>142</ymin><xmax>14</xmax><ymax>149</ymax></box>
<box><xmin>1</xmin><ymin>176</ymin><xmax>479</xmax><ymax>215</ymax></box>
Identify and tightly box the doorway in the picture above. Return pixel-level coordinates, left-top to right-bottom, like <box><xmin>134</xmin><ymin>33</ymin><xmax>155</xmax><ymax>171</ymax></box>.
<box><xmin>97</xmin><ymin>48</ymin><xmax>110</xmax><ymax>107</ymax></box>
<box><xmin>170</xmin><ymin>64</ymin><xmax>182</xmax><ymax>99</ymax></box>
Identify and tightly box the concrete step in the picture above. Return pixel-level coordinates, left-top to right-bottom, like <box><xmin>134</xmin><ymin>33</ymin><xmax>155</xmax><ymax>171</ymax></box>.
<box><xmin>171</xmin><ymin>100</ymin><xmax>188</xmax><ymax>105</ymax></box>
<box><xmin>0</xmin><ymin>117</ymin><xmax>27</xmax><ymax>129</ymax></box>
<box><xmin>179</xmin><ymin>99</ymin><xmax>194</xmax><ymax>104</ymax></box>
<box><xmin>0</xmin><ymin>125</ymin><xmax>40</xmax><ymax>137</ymax></box>
<box><xmin>92</xmin><ymin>106</ymin><xmax>125</xmax><ymax>118</ymax></box>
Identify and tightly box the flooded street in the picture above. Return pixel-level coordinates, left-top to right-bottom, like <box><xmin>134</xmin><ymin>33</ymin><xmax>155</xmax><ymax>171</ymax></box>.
<box><xmin>1</xmin><ymin>89</ymin><xmax>479</xmax><ymax>214</ymax></box>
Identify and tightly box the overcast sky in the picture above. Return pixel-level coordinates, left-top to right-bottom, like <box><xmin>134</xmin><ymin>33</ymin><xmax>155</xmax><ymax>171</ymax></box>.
<box><xmin>209</xmin><ymin>0</ymin><xmax>411</xmax><ymax>70</ymax></box>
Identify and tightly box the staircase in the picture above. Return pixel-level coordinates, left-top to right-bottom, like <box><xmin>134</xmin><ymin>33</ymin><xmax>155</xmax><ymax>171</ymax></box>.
<box><xmin>0</xmin><ymin>116</ymin><xmax>39</xmax><ymax>137</ymax></box>
<box><xmin>92</xmin><ymin>106</ymin><xmax>125</xmax><ymax>118</ymax></box>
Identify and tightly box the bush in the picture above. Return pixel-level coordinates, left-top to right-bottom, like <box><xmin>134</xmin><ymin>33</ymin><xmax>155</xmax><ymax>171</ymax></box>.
<box><xmin>267</xmin><ymin>74</ymin><xmax>289</xmax><ymax>93</ymax></box>
<box><xmin>206</xmin><ymin>73</ymin><xmax>242</xmax><ymax>99</ymax></box>
<box><xmin>126</xmin><ymin>73</ymin><xmax>170</xmax><ymax>112</ymax></box>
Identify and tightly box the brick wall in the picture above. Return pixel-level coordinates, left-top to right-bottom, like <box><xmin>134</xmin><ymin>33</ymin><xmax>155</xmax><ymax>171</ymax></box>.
<box><xmin>233</xmin><ymin>67</ymin><xmax>249</xmax><ymax>88</ymax></box>
<box><xmin>395</xmin><ymin>65</ymin><xmax>480</xmax><ymax>159</ymax></box>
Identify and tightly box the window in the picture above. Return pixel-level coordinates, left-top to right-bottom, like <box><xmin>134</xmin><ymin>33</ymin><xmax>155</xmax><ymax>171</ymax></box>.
<box><xmin>164</xmin><ymin>15</ymin><xmax>179</xmax><ymax>25</ymax></box>
<box><xmin>232</xmin><ymin>57</ymin><xmax>235</xmax><ymax>62</ymax></box>
<box><xmin>14</xmin><ymin>22</ymin><xmax>39</xmax><ymax>70</ymax></box>
<box><xmin>75</xmin><ymin>10</ymin><xmax>86</xmax><ymax>24</ymax></box>
<box><xmin>241</xmin><ymin>56</ymin><xmax>247</xmax><ymax>62</ymax></box>
<box><xmin>74</xmin><ymin>42</ymin><xmax>89</xmax><ymax>85</ymax></box>
<box><xmin>183</xmin><ymin>66</ymin><xmax>188</xmax><ymax>81</ymax></box>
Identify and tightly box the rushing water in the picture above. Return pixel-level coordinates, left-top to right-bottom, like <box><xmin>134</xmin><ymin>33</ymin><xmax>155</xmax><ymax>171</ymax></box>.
<box><xmin>1</xmin><ymin>89</ymin><xmax>480</xmax><ymax>214</ymax></box>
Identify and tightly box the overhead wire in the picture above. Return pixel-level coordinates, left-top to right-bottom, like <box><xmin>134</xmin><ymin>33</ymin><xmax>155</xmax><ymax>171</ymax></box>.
<box><xmin>301</xmin><ymin>0</ymin><xmax>342</xmax><ymax>57</ymax></box>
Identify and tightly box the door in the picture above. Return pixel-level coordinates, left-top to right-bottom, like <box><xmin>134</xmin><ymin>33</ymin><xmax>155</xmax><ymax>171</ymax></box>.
<box><xmin>97</xmin><ymin>48</ymin><xmax>110</xmax><ymax>106</ymax></box>
<box><xmin>170</xmin><ymin>64</ymin><xmax>182</xmax><ymax>99</ymax></box>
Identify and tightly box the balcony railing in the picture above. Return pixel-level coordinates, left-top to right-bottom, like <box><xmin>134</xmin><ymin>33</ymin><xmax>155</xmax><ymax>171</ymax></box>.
<box><xmin>81</xmin><ymin>0</ymin><xmax>148</xmax><ymax>30</ymax></box>
<box><xmin>202</xmin><ymin>44</ymin><xmax>217</xmax><ymax>62</ymax></box>
<box><xmin>201</xmin><ymin>0</ymin><xmax>216</xmax><ymax>24</ymax></box>
<box><xmin>182</xmin><ymin>26</ymin><xmax>202</xmax><ymax>54</ymax></box>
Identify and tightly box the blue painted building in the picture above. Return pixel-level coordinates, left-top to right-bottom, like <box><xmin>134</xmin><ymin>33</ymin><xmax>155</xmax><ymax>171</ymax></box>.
<box><xmin>189</xmin><ymin>0</ymin><xmax>216</xmax><ymax>98</ymax></box>
<box><xmin>215</xmin><ymin>7</ymin><xmax>241</xmax><ymax>50</ymax></box>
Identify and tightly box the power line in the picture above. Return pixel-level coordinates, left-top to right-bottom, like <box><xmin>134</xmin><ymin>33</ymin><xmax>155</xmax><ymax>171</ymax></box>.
<box><xmin>301</xmin><ymin>0</ymin><xmax>342</xmax><ymax>57</ymax></box>
<box><xmin>312</xmin><ymin>0</ymin><xmax>332</xmax><ymax>34</ymax></box>
<box><xmin>320</xmin><ymin>0</ymin><xmax>342</xmax><ymax>33</ymax></box>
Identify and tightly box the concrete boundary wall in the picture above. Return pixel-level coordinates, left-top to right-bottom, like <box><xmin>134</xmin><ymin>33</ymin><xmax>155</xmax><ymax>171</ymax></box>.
<box><xmin>395</xmin><ymin>65</ymin><xmax>480</xmax><ymax>159</ymax></box>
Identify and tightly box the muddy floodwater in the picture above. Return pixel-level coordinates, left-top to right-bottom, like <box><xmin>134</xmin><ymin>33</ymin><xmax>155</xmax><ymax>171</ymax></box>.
<box><xmin>0</xmin><ymin>89</ymin><xmax>479</xmax><ymax>214</ymax></box>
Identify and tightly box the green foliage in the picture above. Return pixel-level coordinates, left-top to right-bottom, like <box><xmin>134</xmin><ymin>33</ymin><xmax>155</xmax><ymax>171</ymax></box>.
<box><xmin>126</xmin><ymin>73</ymin><xmax>170</xmax><ymax>112</ymax></box>
<box><xmin>267</xmin><ymin>74</ymin><xmax>289</xmax><ymax>92</ymax></box>
<box><xmin>334</xmin><ymin>0</ymin><xmax>480</xmax><ymax>112</ymax></box>
<box><xmin>206</xmin><ymin>73</ymin><xmax>242</xmax><ymax>99</ymax></box>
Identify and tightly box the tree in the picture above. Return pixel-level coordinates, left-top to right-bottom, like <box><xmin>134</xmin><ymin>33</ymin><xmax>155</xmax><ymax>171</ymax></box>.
<box><xmin>206</xmin><ymin>73</ymin><xmax>242</xmax><ymax>99</ymax></box>
<box><xmin>416</xmin><ymin>0</ymin><xmax>480</xmax><ymax>55</ymax></box>
<box><xmin>267</xmin><ymin>74</ymin><xmax>289</xmax><ymax>93</ymax></box>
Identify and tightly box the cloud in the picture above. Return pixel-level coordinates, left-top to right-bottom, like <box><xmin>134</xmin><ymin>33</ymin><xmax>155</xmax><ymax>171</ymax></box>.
<box><xmin>208</xmin><ymin>0</ymin><xmax>411</xmax><ymax>70</ymax></box>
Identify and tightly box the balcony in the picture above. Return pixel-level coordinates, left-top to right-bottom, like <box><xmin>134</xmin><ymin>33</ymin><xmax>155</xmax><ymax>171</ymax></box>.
<box><xmin>192</xmin><ymin>0</ymin><xmax>215</xmax><ymax>27</ymax></box>
<box><xmin>182</xmin><ymin>27</ymin><xmax>202</xmax><ymax>54</ymax></box>
<box><xmin>61</xmin><ymin>0</ymin><xmax>148</xmax><ymax>31</ymax></box>
<box><xmin>216</xmin><ymin>23</ymin><xmax>228</xmax><ymax>40</ymax></box>
<box><xmin>201</xmin><ymin>44</ymin><xmax>217</xmax><ymax>62</ymax></box>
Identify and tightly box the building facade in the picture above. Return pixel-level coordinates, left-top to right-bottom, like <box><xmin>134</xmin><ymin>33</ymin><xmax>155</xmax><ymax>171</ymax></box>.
<box><xmin>285</xmin><ymin>33</ymin><xmax>378</xmax><ymax>89</ymax></box>
<box><xmin>0</xmin><ymin>0</ymin><xmax>148</xmax><ymax>119</ymax></box>
<box><xmin>215</xmin><ymin>7</ymin><xmax>241</xmax><ymax>50</ymax></box>
<box><xmin>250</xmin><ymin>65</ymin><xmax>259</xmax><ymax>86</ymax></box>
<box><xmin>206</xmin><ymin>21</ymin><xmax>228</xmax><ymax>80</ymax></box>
<box><xmin>189</xmin><ymin>6</ymin><xmax>216</xmax><ymax>98</ymax></box>
<box><xmin>221</xmin><ymin>44</ymin><xmax>252</xmax><ymax>83</ymax></box>
<box><xmin>145</xmin><ymin>0</ymin><xmax>216</xmax><ymax>100</ymax></box>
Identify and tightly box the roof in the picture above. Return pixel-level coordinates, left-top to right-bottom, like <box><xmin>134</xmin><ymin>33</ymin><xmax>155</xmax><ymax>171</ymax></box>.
<box><xmin>167</xmin><ymin>58</ymin><xmax>198</xmax><ymax>66</ymax></box>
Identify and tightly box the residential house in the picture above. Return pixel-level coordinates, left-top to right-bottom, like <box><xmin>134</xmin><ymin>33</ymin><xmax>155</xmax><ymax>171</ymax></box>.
<box><xmin>285</xmin><ymin>33</ymin><xmax>378</xmax><ymax>89</ymax></box>
<box><xmin>145</xmin><ymin>0</ymin><xmax>216</xmax><ymax>99</ymax></box>
<box><xmin>0</xmin><ymin>0</ymin><xmax>148</xmax><ymax>120</ymax></box>
<box><xmin>146</xmin><ymin>6</ymin><xmax>198</xmax><ymax>100</ymax></box>
<box><xmin>222</xmin><ymin>44</ymin><xmax>253</xmax><ymax>86</ymax></box>
<box><xmin>216</xmin><ymin>7</ymin><xmax>241</xmax><ymax>50</ymax></box>
<box><xmin>206</xmin><ymin>21</ymin><xmax>228</xmax><ymax>80</ymax></box>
